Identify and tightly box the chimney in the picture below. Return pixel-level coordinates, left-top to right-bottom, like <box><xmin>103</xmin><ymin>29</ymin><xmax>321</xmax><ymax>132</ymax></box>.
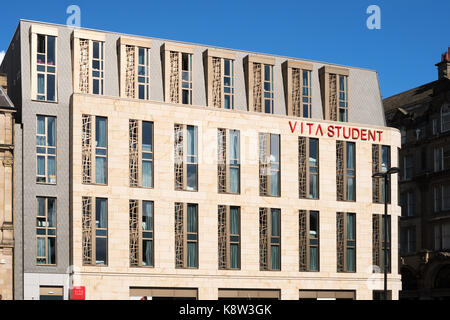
<box><xmin>0</xmin><ymin>73</ymin><xmax>6</xmax><ymax>94</ymax></box>
<box><xmin>436</xmin><ymin>47</ymin><xmax>450</xmax><ymax>80</ymax></box>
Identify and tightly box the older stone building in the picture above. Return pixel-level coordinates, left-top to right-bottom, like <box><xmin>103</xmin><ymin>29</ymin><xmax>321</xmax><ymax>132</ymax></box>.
<box><xmin>1</xmin><ymin>20</ymin><xmax>401</xmax><ymax>300</ymax></box>
<box><xmin>0</xmin><ymin>73</ymin><xmax>15</xmax><ymax>300</ymax></box>
<box><xmin>384</xmin><ymin>47</ymin><xmax>450</xmax><ymax>300</ymax></box>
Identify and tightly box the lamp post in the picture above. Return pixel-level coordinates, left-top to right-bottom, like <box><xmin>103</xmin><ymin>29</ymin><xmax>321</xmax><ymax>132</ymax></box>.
<box><xmin>372</xmin><ymin>166</ymin><xmax>400</xmax><ymax>300</ymax></box>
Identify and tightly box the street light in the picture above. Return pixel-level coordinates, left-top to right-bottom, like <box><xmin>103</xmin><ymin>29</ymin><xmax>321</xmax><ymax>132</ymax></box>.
<box><xmin>372</xmin><ymin>166</ymin><xmax>400</xmax><ymax>300</ymax></box>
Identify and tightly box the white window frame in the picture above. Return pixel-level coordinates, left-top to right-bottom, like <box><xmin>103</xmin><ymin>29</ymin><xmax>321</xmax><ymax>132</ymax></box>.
<box><xmin>30</xmin><ymin>25</ymin><xmax>58</xmax><ymax>102</ymax></box>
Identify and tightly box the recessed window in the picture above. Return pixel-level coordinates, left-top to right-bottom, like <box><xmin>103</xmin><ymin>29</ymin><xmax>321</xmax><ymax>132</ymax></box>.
<box><xmin>35</xmin><ymin>34</ymin><xmax>56</xmax><ymax>101</ymax></box>
<box><xmin>174</xmin><ymin>124</ymin><xmax>198</xmax><ymax>191</ymax></box>
<box><xmin>259</xmin><ymin>133</ymin><xmax>280</xmax><ymax>197</ymax></box>
<box><xmin>299</xmin><ymin>210</ymin><xmax>320</xmax><ymax>272</ymax></box>
<box><xmin>218</xmin><ymin>205</ymin><xmax>241</xmax><ymax>270</ymax></box>
<box><xmin>259</xmin><ymin>207</ymin><xmax>281</xmax><ymax>271</ymax></box>
<box><xmin>337</xmin><ymin>212</ymin><xmax>356</xmax><ymax>272</ymax></box>
<box><xmin>217</xmin><ymin>129</ymin><xmax>240</xmax><ymax>194</ymax></box>
<box><xmin>82</xmin><ymin>197</ymin><xmax>108</xmax><ymax>266</ymax></box>
<box><xmin>82</xmin><ymin>115</ymin><xmax>108</xmax><ymax>185</ymax></box>
<box><xmin>299</xmin><ymin>137</ymin><xmax>319</xmax><ymax>199</ymax></box>
<box><xmin>337</xmin><ymin>141</ymin><xmax>355</xmax><ymax>201</ymax></box>
<box><xmin>129</xmin><ymin>200</ymin><xmax>154</xmax><ymax>267</ymax></box>
<box><xmin>129</xmin><ymin>120</ymin><xmax>154</xmax><ymax>188</ymax></box>
<box><xmin>36</xmin><ymin>115</ymin><xmax>56</xmax><ymax>184</ymax></box>
<box><xmin>36</xmin><ymin>197</ymin><xmax>56</xmax><ymax>265</ymax></box>
<box><xmin>175</xmin><ymin>203</ymin><xmax>198</xmax><ymax>269</ymax></box>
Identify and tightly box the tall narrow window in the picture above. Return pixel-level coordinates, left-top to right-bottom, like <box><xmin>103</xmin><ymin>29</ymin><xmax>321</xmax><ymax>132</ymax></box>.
<box><xmin>223</xmin><ymin>59</ymin><xmax>234</xmax><ymax>109</ymax></box>
<box><xmin>259</xmin><ymin>208</ymin><xmax>281</xmax><ymax>271</ymax></box>
<box><xmin>36</xmin><ymin>115</ymin><xmax>56</xmax><ymax>184</ymax></box>
<box><xmin>95</xmin><ymin>117</ymin><xmax>107</xmax><ymax>184</ymax></box>
<box><xmin>372</xmin><ymin>214</ymin><xmax>391</xmax><ymax>273</ymax></box>
<box><xmin>337</xmin><ymin>212</ymin><xmax>356</xmax><ymax>272</ymax></box>
<box><xmin>372</xmin><ymin>144</ymin><xmax>391</xmax><ymax>203</ymax></box>
<box><xmin>92</xmin><ymin>41</ymin><xmax>104</xmax><ymax>95</ymax></box>
<box><xmin>217</xmin><ymin>129</ymin><xmax>240</xmax><ymax>194</ymax></box>
<box><xmin>175</xmin><ymin>203</ymin><xmax>198</xmax><ymax>269</ymax></box>
<box><xmin>245</xmin><ymin>55</ymin><xmax>275</xmax><ymax>113</ymax></box>
<box><xmin>338</xmin><ymin>75</ymin><xmax>348</xmax><ymax>122</ymax></box>
<box><xmin>259</xmin><ymin>133</ymin><xmax>280</xmax><ymax>197</ymax></box>
<box><xmin>181</xmin><ymin>53</ymin><xmax>193</xmax><ymax>105</ymax></box>
<box><xmin>129</xmin><ymin>120</ymin><xmax>153</xmax><ymax>188</ymax></box>
<box><xmin>299</xmin><ymin>137</ymin><xmax>319</xmax><ymax>199</ymax></box>
<box><xmin>299</xmin><ymin>210</ymin><xmax>319</xmax><ymax>272</ymax></box>
<box><xmin>403</xmin><ymin>155</ymin><xmax>413</xmax><ymax>180</ymax></box>
<box><xmin>36</xmin><ymin>197</ymin><xmax>56</xmax><ymax>265</ymax></box>
<box><xmin>441</xmin><ymin>104</ymin><xmax>450</xmax><ymax>132</ymax></box>
<box><xmin>174</xmin><ymin>124</ymin><xmax>198</xmax><ymax>191</ymax></box>
<box><xmin>318</xmin><ymin>66</ymin><xmax>349</xmax><ymax>121</ymax></box>
<box><xmin>35</xmin><ymin>34</ymin><xmax>56</xmax><ymax>101</ymax></box>
<box><xmin>434</xmin><ymin>223</ymin><xmax>450</xmax><ymax>251</ymax></box>
<box><xmin>336</xmin><ymin>141</ymin><xmax>355</xmax><ymax>201</ymax></box>
<box><xmin>129</xmin><ymin>200</ymin><xmax>154</xmax><ymax>267</ymax></box>
<box><xmin>82</xmin><ymin>115</ymin><xmax>107</xmax><ymax>185</ymax></box>
<box><xmin>82</xmin><ymin>197</ymin><xmax>108</xmax><ymax>266</ymax></box>
<box><xmin>218</xmin><ymin>205</ymin><xmax>241</xmax><ymax>270</ymax></box>
<box><xmin>137</xmin><ymin>47</ymin><xmax>150</xmax><ymax>99</ymax></box>
<box><xmin>400</xmin><ymin>226</ymin><xmax>416</xmax><ymax>254</ymax></box>
<box><xmin>282</xmin><ymin>61</ymin><xmax>313</xmax><ymax>117</ymax></box>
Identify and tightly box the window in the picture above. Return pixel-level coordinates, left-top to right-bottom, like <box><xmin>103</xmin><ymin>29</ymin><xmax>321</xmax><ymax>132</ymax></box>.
<box><xmin>403</xmin><ymin>155</ymin><xmax>413</xmax><ymax>180</ymax></box>
<box><xmin>129</xmin><ymin>120</ymin><xmax>153</xmax><ymax>188</ymax></box>
<box><xmin>82</xmin><ymin>197</ymin><xmax>108</xmax><ymax>265</ymax></box>
<box><xmin>401</xmin><ymin>128</ymin><xmax>406</xmax><ymax>144</ymax></box>
<box><xmin>81</xmin><ymin>115</ymin><xmax>107</xmax><ymax>184</ymax></box>
<box><xmin>35</xmin><ymin>34</ymin><xmax>57</xmax><ymax>101</ymax></box>
<box><xmin>434</xmin><ymin>223</ymin><xmax>450</xmax><ymax>251</ymax></box>
<box><xmin>400</xmin><ymin>226</ymin><xmax>416</xmax><ymax>254</ymax></box>
<box><xmin>217</xmin><ymin>129</ymin><xmax>240</xmax><ymax>194</ymax></box>
<box><xmin>432</xmin><ymin>119</ymin><xmax>438</xmax><ymax>135</ymax></box>
<box><xmin>36</xmin><ymin>115</ymin><xmax>56</xmax><ymax>184</ymax></box>
<box><xmin>282</xmin><ymin>61</ymin><xmax>313</xmax><ymax>117</ymax></box>
<box><xmin>223</xmin><ymin>59</ymin><xmax>234</xmax><ymax>109</ymax></box>
<box><xmin>337</xmin><ymin>212</ymin><xmax>356</xmax><ymax>272</ymax></box>
<box><xmin>434</xmin><ymin>184</ymin><xmax>450</xmax><ymax>212</ymax></box>
<box><xmin>175</xmin><ymin>203</ymin><xmax>198</xmax><ymax>268</ymax></box>
<box><xmin>299</xmin><ymin>210</ymin><xmax>319</xmax><ymax>271</ymax></box>
<box><xmin>218</xmin><ymin>205</ymin><xmax>240</xmax><ymax>270</ymax></box>
<box><xmin>73</xmin><ymin>31</ymin><xmax>106</xmax><ymax>95</ymax></box>
<box><xmin>434</xmin><ymin>145</ymin><xmax>450</xmax><ymax>172</ymax></box>
<box><xmin>245</xmin><ymin>55</ymin><xmax>275</xmax><ymax>113</ymax></box>
<box><xmin>318</xmin><ymin>66</ymin><xmax>349</xmax><ymax>122</ymax></box>
<box><xmin>259</xmin><ymin>133</ymin><xmax>280</xmax><ymax>197</ymax></box>
<box><xmin>372</xmin><ymin>214</ymin><xmax>391</xmax><ymax>273</ymax></box>
<box><xmin>259</xmin><ymin>208</ymin><xmax>281</xmax><ymax>271</ymax></box>
<box><xmin>181</xmin><ymin>53</ymin><xmax>193</xmax><ymax>104</ymax></box>
<box><xmin>129</xmin><ymin>200</ymin><xmax>154</xmax><ymax>267</ymax></box>
<box><xmin>298</xmin><ymin>137</ymin><xmax>319</xmax><ymax>199</ymax></box>
<box><xmin>36</xmin><ymin>197</ymin><xmax>56</xmax><ymax>265</ymax></box>
<box><xmin>372</xmin><ymin>145</ymin><xmax>391</xmax><ymax>203</ymax></box>
<box><xmin>441</xmin><ymin>104</ymin><xmax>450</xmax><ymax>132</ymax></box>
<box><xmin>91</xmin><ymin>41</ymin><xmax>104</xmax><ymax>95</ymax></box>
<box><xmin>336</xmin><ymin>141</ymin><xmax>355</xmax><ymax>201</ymax></box>
<box><xmin>174</xmin><ymin>124</ymin><xmax>198</xmax><ymax>191</ymax></box>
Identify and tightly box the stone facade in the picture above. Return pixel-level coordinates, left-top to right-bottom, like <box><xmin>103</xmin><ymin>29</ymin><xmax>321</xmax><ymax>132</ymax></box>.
<box><xmin>0</xmin><ymin>76</ymin><xmax>15</xmax><ymax>300</ymax></box>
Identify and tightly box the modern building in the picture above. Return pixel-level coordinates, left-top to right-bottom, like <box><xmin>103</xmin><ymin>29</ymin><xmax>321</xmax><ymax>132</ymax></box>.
<box><xmin>0</xmin><ymin>20</ymin><xmax>401</xmax><ymax>300</ymax></box>
<box><xmin>0</xmin><ymin>73</ymin><xmax>15</xmax><ymax>300</ymax></box>
<box><xmin>384</xmin><ymin>47</ymin><xmax>450</xmax><ymax>300</ymax></box>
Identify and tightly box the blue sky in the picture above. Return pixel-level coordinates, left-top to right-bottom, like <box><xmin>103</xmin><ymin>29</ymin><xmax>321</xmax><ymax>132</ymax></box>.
<box><xmin>0</xmin><ymin>0</ymin><xmax>448</xmax><ymax>98</ymax></box>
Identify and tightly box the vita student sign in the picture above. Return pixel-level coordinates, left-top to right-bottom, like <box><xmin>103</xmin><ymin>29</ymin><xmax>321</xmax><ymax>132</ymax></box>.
<box><xmin>288</xmin><ymin>121</ymin><xmax>384</xmax><ymax>142</ymax></box>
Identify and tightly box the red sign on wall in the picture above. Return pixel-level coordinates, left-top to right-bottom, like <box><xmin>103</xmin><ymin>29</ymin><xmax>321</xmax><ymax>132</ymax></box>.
<box><xmin>289</xmin><ymin>121</ymin><xmax>384</xmax><ymax>142</ymax></box>
<box><xmin>71</xmin><ymin>286</ymin><xmax>85</xmax><ymax>300</ymax></box>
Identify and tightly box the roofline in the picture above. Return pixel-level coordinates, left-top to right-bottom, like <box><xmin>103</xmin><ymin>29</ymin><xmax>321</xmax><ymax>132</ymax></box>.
<box><xmin>18</xmin><ymin>19</ymin><xmax>379</xmax><ymax>73</ymax></box>
<box><xmin>382</xmin><ymin>78</ymin><xmax>444</xmax><ymax>102</ymax></box>
<box><xmin>0</xmin><ymin>86</ymin><xmax>15</xmax><ymax>109</ymax></box>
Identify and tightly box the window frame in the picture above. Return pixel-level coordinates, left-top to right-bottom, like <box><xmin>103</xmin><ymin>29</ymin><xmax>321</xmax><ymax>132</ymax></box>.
<box><xmin>337</xmin><ymin>212</ymin><xmax>356</xmax><ymax>273</ymax></box>
<box><xmin>299</xmin><ymin>210</ymin><xmax>320</xmax><ymax>272</ymax></box>
<box><xmin>129</xmin><ymin>119</ymin><xmax>154</xmax><ymax>188</ymax></box>
<box><xmin>36</xmin><ymin>197</ymin><xmax>57</xmax><ymax>266</ymax></box>
<box><xmin>82</xmin><ymin>196</ymin><xmax>108</xmax><ymax>266</ymax></box>
<box><xmin>82</xmin><ymin>114</ymin><xmax>108</xmax><ymax>185</ymax></box>
<box><xmin>372</xmin><ymin>144</ymin><xmax>391</xmax><ymax>204</ymax></box>
<box><xmin>174</xmin><ymin>124</ymin><xmax>198</xmax><ymax>191</ymax></box>
<box><xmin>36</xmin><ymin>115</ymin><xmax>56</xmax><ymax>184</ymax></box>
<box><xmin>129</xmin><ymin>199</ymin><xmax>154</xmax><ymax>267</ymax></box>
<box><xmin>174</xmin><ymin>202</ymin><xmax>199</xmax><ymax>269</ymax></box>
<box><xmin>217</xmin><ymin>128</ymin><xmax>240</xmax><ymax>194</ymax></box>
<box><xmin>441</xmin><ymin>104</ymin><xmax>450</xmax><ymax>133</ymax></box>
<box><xmin>259</xmin><ymin>133</ymin><xmax>281</xmax><ymax>197</ymax></box>
<box><xmin>218</xmin><ymin>205</ymin><xmax>241</xmax><ymax>270</ymax></box>
<box><xmin>372</xmin><ymin>214</ymin><xmax>391</xmax><ymax>273</ymax></box>
<box><xmin>299</xmin><ymin>137</ymin><xmax>319</xmax><ymax>199</ymax></box>
<box><xmin>259</xmin><ymin>207</ymin><xmax>281</xmax><ymax>271</ymax></box>
<box><xmin>336</xmin><ymin>141</ymin><xmax>356</xmax><ymax>201</ymax></box>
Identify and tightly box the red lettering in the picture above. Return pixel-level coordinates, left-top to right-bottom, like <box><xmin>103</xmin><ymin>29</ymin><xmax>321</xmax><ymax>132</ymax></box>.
<box><xmin>316</xmin><ymin>124</ymin><xmax>324</xmax><ymax>136</ymax></box>
<box><xmin>360</xmin><ymin>129</ymin><xmax>367</xmax><ymax>140</ymax></box>
<box><xmin>368</xmin><ymin>129</ymin><xmax>376</xmax><ymax>142</ymax></box>
<box><xmin>352</xmin><ymin>128</ymin><xmax>360</xmax><ymax>140</ymax></box>
<box><xmin>327</xmin><ymin>125</ymin><xmax>335</xmax><ymax>137</ymax></box>
<box><xmin>301</xmin><ymin>122</ymin><xmax>304</xmax><ymax>134</ymax></box>
<box><xmin>335</xmin><ymin>126</ymin><xmax>342</xmax><ymax>138</ymax></box>
<box><xmin>306</xmin><ymin>123</ymin><xmax>314</xmax><ymax>134</ymax></box>
<box><xmin>289</xmin><ymin>121</ymin><xmax>297</xmax><ymax>133</ymax></box>
<box><xmin>343</xmin><ymin>127</ymin><xmax>351</xmax><ymax>139</ymax></box>
<box><xmin>377</xmin><ymin>130</ymin><xmax>383</xmax><ymax>142</ymax></box>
